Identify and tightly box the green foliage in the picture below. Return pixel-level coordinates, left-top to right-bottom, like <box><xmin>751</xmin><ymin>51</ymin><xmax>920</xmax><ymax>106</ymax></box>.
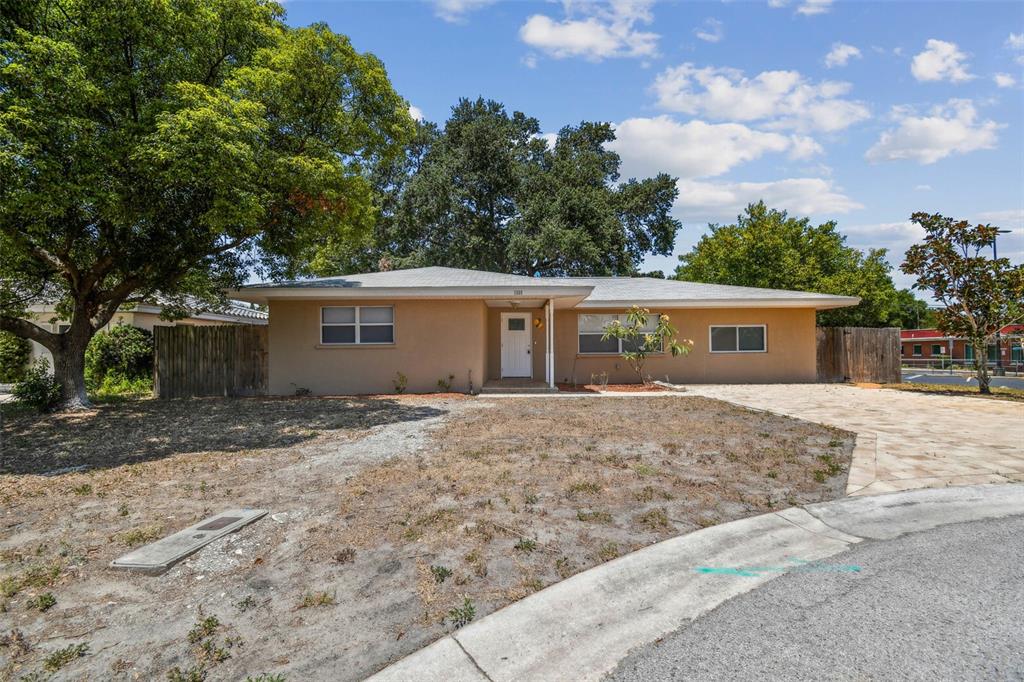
<box><xmin>430</xmin><ymin>565</ymin><xmax>453</xmax><ymax>583</ymax></box>
<box><xmin>26</xmin><ymin>592</ymin><xmax>56</xmax><ymax>612</ymax></box>
<box><xmin>901</xmin><ymin>213</ymin><xmax>1024</xmax><ymax>394</ymax></box>
<box><xmin>600</xmin><ymin>306</ymin><xmax>692</xmax><ymax>383</ymax></box>
<box><xmin>445</xmin><ymin>598</ymin><xmax>476</xmax><ymax>629</ymax></box>
<box><xmin>0</xmin><ymin>1</ymin><xmax>413</xmax><ymax>406</ymax></box>
<box><xmin>43</xmin><ymin>642</ymin><xmax>89</xmax><ymax>672</ymax></box>
<box><xmin>85</xmin><ymin>325</ymin><xmax>153</xmax><ymax>389</ymax></box>
<box><xmin>331</xmin><ymin>99</ymin><xmax>681</xmax><ymax>276</ymax></box>
<box><xmin>675</xmin><ymin>202</ymin><xmax>920</xmax><ymax>327</ymax></box>
<box><xmin>392</xmin><ymin>371</ymin><xmax>408</xmax><ymax>394</ymax></box>
<box><xmin>12</xmin><ymin>359</ymin><xmax>61</xmax><ymax>412</ymax></box>
<box><xmin>0</xmin><ymin>330</ymin><xmax>30</xmax><ymax>382</ymax></box>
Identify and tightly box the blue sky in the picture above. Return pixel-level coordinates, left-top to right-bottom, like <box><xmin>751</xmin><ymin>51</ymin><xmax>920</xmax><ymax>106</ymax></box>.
<box><xmin>283</xmin><ymin>0</ymin><xmax>1024</xmax><ymax>291</ymax></box>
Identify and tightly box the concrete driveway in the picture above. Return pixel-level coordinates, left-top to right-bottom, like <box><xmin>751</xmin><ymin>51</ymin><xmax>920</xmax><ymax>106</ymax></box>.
<box><xmin>681</xmin><ymin>384</ymin><xmax>1024</xmax><ymax>496</ymax></box>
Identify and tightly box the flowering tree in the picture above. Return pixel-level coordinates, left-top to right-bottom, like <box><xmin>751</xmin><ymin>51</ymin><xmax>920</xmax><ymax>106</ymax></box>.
<box><xmin>901</xmin><ymin>213</ymin><xmax>1024</xmax><ymax>395</ymax></box>
<box><xmin>601</xmin><ymin>306</ymin><xmax>692</xmax><ymax>384</ymax></box>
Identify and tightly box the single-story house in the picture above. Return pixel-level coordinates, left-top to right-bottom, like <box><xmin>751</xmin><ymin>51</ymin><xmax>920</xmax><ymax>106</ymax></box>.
<box><xmin>231</xmin><ymin>267</ymin><xmax>859</xmax><ymax>394</ymax></box>
<box><xmin>901</xmin><ymin>326</ymin><xmax>1024</xmax><ymax>369</ymax></box>
<box><xmin>25</xmin><ymin>300</ymin><xmax>267</xmax><ymax>368</ymax></box>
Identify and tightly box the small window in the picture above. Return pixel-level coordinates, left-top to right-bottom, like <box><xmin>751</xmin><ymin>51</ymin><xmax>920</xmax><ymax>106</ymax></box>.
<box><xmin>710</xmin><ymin>325</ymin><xmax>766</xmax><ymax>353</ymax></box>
<box><xmin>57</xmin><ymin>324</ymin><xmax>70</xmax><ymax>334</ymax></box>
<box><xmin>931</xmin><ymin>344</ymin><xmax>944</xmax><ymax>355</ymax></box>
<box><xmin>321</xmin><ymin>306</ymin><xmax>394</xmax><ymax>345</ymax></box>
<box><xmin>913</xmin><ymin>344</ymin><xmax>922</xmax><ymax>356</ymax></box>
<box><xmin>507</xmin><ymin>318</ymin><xmax>526</xmax><ymax>331</ymax></box>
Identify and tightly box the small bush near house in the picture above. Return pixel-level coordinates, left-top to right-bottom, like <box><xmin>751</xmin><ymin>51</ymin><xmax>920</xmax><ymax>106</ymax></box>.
<box><xmin>84</xmin><ymin>325</ymin><xmax>153</xmax><ymax>391</ymax></box>
<box><xmin>12</xmin><ymin>359</ymin><xmax>62</xmax><ymax>412</ymax></box>
<box><xmin>0</xmin><ymin>331</ymin><xmax>31</xmax><ymax>382</ymax></box>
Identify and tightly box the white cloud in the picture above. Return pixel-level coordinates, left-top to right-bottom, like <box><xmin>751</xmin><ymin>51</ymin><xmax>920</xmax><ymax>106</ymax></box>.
<box><xmin>914</xmin><ymin>184</ymin><xmax>932</xmax><ymax>191</ymax></box>
<box><xmin>694</xmin><ymin>18</ymin><xmax>724</xmax><ymax>43</ymax></box>
<box><xmin>796</xmin><ymin>0</ymin><xmax>833</xmax><ymax>16</ymax></box>
<box><xmin>865</xmin><ymin>99</ymin><xmax>1002</xmax><ymax>165</ymax></box>
<box><xmin>911</xmin><ymin>39</ymin><xmax>973</xmax><ymax>83</ymax></box>
<box><xmin>825</xmin><ymin>43</ymin><xmax>861</xmax><ymax>68</ymax></box>
<box><xmin>432</xmin><ymin>0</ymin><xmax>495</xmax><ymax>23</ymax></box>
<box><xmin>408</xmin><ymin>105</ymin><xmax>424</xmax><ymax>122</ymax></box>
<box><xmin>610</xmin><ymin>116</ymin><xmax>822</xmax><ymax>180</ymax></box>
<box><xmin>675</xmin><ymin>177</ymin><xmax>861</xmax><ymax>222</ymax></box>
<box><xmin>652</xmin><ymin>63</ymin><xmax>870</xmax><ymax>132</ymax></box>
<box><xmin>521</xmin><ymin>53</ymin><xmax>539</xmax><ymax>69</ymax></box>
<box><xmin>519</xmin><ymin>0</ymin><xmax>658</xmax><ymax>61</ymax></box>
<box><xmin>536</xmin><ymin>132</ymin><xmax>559</xmax><ymax>149</ymax></box>
<box><xmin>844</xmin><ymin>220</ymin><xmax>924</xmax><ymax>248</ymax></box>
<box><xmin>977</xmin><ymin>209</ymin><xmax>1024</xmax><ymax>229</ymax></box>
<box><xmin>1006</xmin><ymin>33</ymin><xmax>1024</xmax><ymax>50</ymax></box>
<box><xmin>994</xmin><ymin>73</ymin><xmax>1016</xmax><ymax>88</ymax></box>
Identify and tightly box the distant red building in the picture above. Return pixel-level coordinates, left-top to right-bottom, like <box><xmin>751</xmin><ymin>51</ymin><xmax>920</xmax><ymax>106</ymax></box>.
<box><xmin>900</xmin><ymin>325</ymin><xmax>1024</xmax><ymax>369</ymax></box>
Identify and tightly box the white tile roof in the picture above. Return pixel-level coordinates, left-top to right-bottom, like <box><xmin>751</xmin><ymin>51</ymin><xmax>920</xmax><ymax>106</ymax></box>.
<box><xmin>246</xmin><ymin>266</ymin><xmax>586</xmax><ymax>289</ymax></box>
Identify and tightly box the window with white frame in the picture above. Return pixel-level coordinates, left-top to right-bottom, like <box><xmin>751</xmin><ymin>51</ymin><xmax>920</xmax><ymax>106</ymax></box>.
<box><xmin>709</xmin><ymin>325</ymin><xmax>766</xmax><ymax>353</ymax></box>
<box><xmin>577</xmin><ymin>313</ymin><xmax>661</xmax><ymax>354</ymax></box>
<box><xmin>321</xmin><ymin>306</ymin><xmax>394</xmax><ymax>345</ymax></box>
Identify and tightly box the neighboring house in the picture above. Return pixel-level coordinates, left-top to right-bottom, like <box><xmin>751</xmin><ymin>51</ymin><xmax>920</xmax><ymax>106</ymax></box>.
<box><xmin>900</xmin><ymin>326</ymin><xmax>1024</xmax><ymax>369</ymax></box>
<box><xmin>25</xmin><ymin>300</ymin><xmax>267</xmax><ymax>367</ymax></box>
<box><xmin>231</xmin><ymin>266</ymin><xmax>859</xmax><ymax>395</ymax></box>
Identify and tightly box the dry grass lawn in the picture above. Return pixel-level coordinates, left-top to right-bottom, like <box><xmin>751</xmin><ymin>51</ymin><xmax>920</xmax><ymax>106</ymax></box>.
<box><xmin>0</xmin><ymin>395</ymin><xmax>852</xmax><ymax>681</ymax></box>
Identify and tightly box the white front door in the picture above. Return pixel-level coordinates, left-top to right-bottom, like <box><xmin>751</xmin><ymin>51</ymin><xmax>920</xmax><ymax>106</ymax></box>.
<box><xmin>501</xmin><ymin>312</ymin><xmax>532</xmax><ymax>378</ymax></box>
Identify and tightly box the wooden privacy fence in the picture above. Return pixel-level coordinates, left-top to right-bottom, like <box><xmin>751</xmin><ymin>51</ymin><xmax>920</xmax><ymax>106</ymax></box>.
<box><xmin>817</xmin><ymin>327</ymin><xmax>901</xmax><ymax>384</ymax></box>
<box><xmin>154</xmin><ymin>325</ymin><xmax>268</xmax><ymax>399</ymax></box>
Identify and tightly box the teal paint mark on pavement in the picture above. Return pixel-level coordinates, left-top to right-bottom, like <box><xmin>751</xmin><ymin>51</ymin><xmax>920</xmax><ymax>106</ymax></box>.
<box><xmin>694</xmin><ymin>562</ymin><xmax>862</xmax><ymax>577</ymax></box>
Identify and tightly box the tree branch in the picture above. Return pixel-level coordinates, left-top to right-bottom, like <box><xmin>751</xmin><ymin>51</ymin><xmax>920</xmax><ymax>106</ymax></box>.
<box><xmin>0</xmin><ymin>315</ymin><xmax>57</xmax><ymax>351</ymax></box>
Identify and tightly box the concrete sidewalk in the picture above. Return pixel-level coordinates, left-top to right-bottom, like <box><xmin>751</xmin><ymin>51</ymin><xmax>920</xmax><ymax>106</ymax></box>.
<box><xmin>369</xmin><ymin>484</ymin><xmax>1024</xmax><ymax>682</ymax></box>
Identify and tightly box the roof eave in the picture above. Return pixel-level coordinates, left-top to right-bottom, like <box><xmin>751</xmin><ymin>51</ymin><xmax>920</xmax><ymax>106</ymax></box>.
<box><xmin>229</xmin><ymin>285</ymin><xmax>595</xmax><ymax>304</ymax></box>
<box><xmin>575</xmin><ymin>297</ymin><xmax>862</xmax><ymax>310</ymax></box>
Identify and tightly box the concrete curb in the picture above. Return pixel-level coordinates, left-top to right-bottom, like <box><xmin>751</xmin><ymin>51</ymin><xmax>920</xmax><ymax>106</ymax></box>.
<box><xmin>369</xmin><ymin>483</ymin><xmax>1024</xmax><ymax>682</ymax></box>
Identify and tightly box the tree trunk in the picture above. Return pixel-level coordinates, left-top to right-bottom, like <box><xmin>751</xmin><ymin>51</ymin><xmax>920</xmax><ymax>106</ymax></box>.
<box><xmin>51</xmin><ymin>342</ymin><xmax>91</xmax><ymax>410</ymax></box>
<box><xmin>972</xmin><ymin>336</ymin><xmax>991</xmax><ymax>395</ymax></box>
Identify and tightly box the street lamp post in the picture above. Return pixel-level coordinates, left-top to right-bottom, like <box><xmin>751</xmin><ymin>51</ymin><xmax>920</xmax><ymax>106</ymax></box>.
<box><xmin>992</xmin><ymin>228</ymin><xmax>1011</xmax><ymax>377</ymax></box>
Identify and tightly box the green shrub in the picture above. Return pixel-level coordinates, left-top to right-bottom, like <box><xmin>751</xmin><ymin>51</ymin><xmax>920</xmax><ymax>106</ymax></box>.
<box><xmin>12</xmin><ymin>359</ymin><xmax>62</xmax><ymax>412</ymax></box>
<box><xmin>91</xmin><ymin>374</ymin><xmax>153</xmax><ymax>401</ymax></box>
<box><xmin>84</xmin><ymin>325</ymin><xmax>153</xmax><ymax>389</ymax></box>
<box><xmin>0</xmin><ymin>331</ymin><xmax>30</xmax><ymax>383</ymax></box>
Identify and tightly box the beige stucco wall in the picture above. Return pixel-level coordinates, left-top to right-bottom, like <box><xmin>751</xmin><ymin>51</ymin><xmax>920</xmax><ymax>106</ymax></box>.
<box><xmin>553</xmin><ymin>307</ymin><xmax>818</xmax><ymax>385</ymax></box>
<box><xmin>485</xmin><ymin>307</ymin><xmax>546</xmax><ymax>381</ymax></box>
<box><xmin>267</xmin><ymin>299</ymin><xmax>487</xmax><ymax>395</ymax></box>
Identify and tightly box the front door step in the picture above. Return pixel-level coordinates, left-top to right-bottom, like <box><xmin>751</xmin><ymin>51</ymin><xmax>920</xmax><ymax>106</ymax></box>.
<box><xmin>111</xmin><ymin>508</ymin><xmax>267</xmax><ymax>574</ymax></box>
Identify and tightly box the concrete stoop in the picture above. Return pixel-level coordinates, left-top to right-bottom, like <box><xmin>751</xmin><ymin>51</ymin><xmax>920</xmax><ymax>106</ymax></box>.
<box><xmin>369</xmin><ymin>483</ymin><xmax>1024</xmax><ymax>682</ymax></box>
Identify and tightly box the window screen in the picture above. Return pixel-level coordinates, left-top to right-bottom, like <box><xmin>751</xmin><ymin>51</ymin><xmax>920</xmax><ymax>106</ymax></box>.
<box><xmin>321</xmin><ymin>306</ymin><xmax>394</xmax><ymax>344</ymax></box>
<box><xmin>710</xmin><ymin>326</ymin><xmax>766</xmax><ymax>353</ymax></box>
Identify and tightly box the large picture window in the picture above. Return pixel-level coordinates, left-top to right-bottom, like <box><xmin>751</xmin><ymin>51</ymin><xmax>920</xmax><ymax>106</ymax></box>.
<box><xmin>578</xmin><ymin>313</ymin><xmax>661</xmax><ymax>354</ymax></box>
<box><xmin>709</xmin><ymin>325</ymin><xmax>766</xmax><ymax>353</ymax></box>
<box><xmin>321</xmin><ymin>306</ymin><xmax>394</xmax><ymax>345</ymax></box>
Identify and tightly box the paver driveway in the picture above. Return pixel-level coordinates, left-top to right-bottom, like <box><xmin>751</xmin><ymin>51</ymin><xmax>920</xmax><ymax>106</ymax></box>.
<box><xmin>681</xmin><ymin>384</ymin><xmax>1024</xmax><ymax>496</ymax></box>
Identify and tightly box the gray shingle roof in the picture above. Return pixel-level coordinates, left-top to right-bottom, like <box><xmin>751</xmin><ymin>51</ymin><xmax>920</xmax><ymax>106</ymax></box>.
<box><xmin>558</xmin><ymin>276</ymin><xmax>856</xmax><ymax>304</ymax></box>
<box><xmin>245</xmin><ymin>266</ymin><xmax>586</xmax><ymax>289</ymax></box>
<box><xmin>239</xmin><ymin>266</ymin><xmax>859</xmax><ymax>308</ymax></box>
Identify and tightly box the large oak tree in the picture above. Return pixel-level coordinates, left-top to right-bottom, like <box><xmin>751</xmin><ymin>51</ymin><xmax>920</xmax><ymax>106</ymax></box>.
<box><xmin>331</xmin><ymin>98</ymin><xmax>681</xmax><ymax>276</ymax></box>
<box><xmin>0</xmin><ymin>0</ymin><xmax>413</xmax><ymax>408</ymax></box>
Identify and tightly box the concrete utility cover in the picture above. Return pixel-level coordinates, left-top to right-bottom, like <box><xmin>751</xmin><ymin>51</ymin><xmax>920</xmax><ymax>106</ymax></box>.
<box><xmin>111</xmin><ymin>508</ymin><xmax>267</xmax><ymax>573</ymax></box>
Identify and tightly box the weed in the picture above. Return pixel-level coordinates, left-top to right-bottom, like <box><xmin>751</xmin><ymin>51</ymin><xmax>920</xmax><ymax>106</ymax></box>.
<box><xmin>576</xmin><ymin>510</ymin><xmax>613</xmax><ymax>524</ymax></box>
<box><xmin>117</xmin><ymin>502</ymin><xmax>129</xmax><ymax>517</ymax></box>
<box><xmin>634</xmin><ymin>486</ymin><xmax>672</xmax><ymax>502</ymax></box>
<box><xmin>598</xmin><ymin>542</ymin><xmax>619</xmax><ymax>562</ymax></box>
<box><xmin>766</xmin><ymin>470</ymin><xmax>778</xmax><ymax>479</ymax></box>
<box><xmin>637</xmin><ymin>508</ymin><xmax>669</xmax><ymax>530</ymax></box>
<box><xmin>520</xmin><ymin>577</ymin><xmax>543</xmax><ymax>593</ymax></box>
<box><xmin>513</xmin><ymin>538</ymin><xmax>537</xmax><ymax>553</ymax></box>
<box><xmin>430</xmin><ymin>565</ymin><xmax>453</xmax><ymax>584</ymax></box>
<box><xmin>633</xmin><ymin>464</ymin><xmax>659</xmax><ymax>477</ymax></box>
<box><xmin>446</xmin><ymin>598</ymin><xmax>475</xmax><ymax>628</ymax></box>
<box><xmin>26</xmin><ymin>592</ymin><xmax>56</xmax><ymax>612</ymax></box>
<box><xmin>464</xmin><ymin>550</ymin><xmax>488</xmax><ymax>578</ymax></box>
<box><xmin>436</xmin><ymin>374</ymin><xmax>455</xmax><ymax>392</ymax></box>
<box><xmin>187</xmin><ymin>617</ymin><xmax>220</xmax><ymax>644</ymax></box>
<box><xmin>196</xmin><ymin>639</ymin><xmax>231</xmax><ymax>665</ymax></box>
<box><xmin>298</xmin><ymin>591</ymin><xmax>335</xmax><ymax>608</ymax></box>
<box><xmin>565</xmin><ymin>480</ymin><xmax>602</xmax><ymax>498</ymax></box>
<box><xmin>524</xmin><ymin>492</ymin><xmax>539</xmax><ymax>505</ymax></box>
<box><xmin>246</xmin><ymin>675</ymin><xmax>287</xmax><ymax>682</ymax></box>
<box><xmin>167</xmin><ymin>665</ymin><xmax>206</xmax><ymax>681</ymax></box>
<box><xmin>1</xmin><ymin>561</ymin><xmax>62</xmax><ymax>599</ymax></box>
<box><xmin>555</xmin><ymin>557</ymin><xmax>574</xmax><ymax>579</ymax></box>
<box><xmin>695</xmin><ymin>516</ymin><xmax>716</xmax><ymax>528</ymax></box>
<box><xmin>828</xmin><ymin>438</ymin><xmax>843</xmax><ymax>448</ymax></box>
<box><xmin>235</xmin><ymin>596</ymin><xmax>257</xmax><ymax>612</ymax></box>
<box><xmin>118</xmin><ymin>524</ymin><xmax>163</xmax><ymax>548</ymax></box>
<box><xmin>332</xmin><ymin>547</ymin><xmax>356</xmax><ymax>564</ymax></box>
<box><xmin>393</xmin><ymin>371</ymin><xmax>408</xmax><ymax>394</ymax></box>
<box><xmin>72</xmin><ymin>483</ymin><xmax>92</xmax><ymax>496</ymax></box>
<box><xmin>43</xmin><ymin>642</ymin><xmax>89</xmax><ymax>672</ymax></box>
<box><xmin>1</xmin><ymin>629</ymin><xmax>31</xmax><ymax>659</ymax></box>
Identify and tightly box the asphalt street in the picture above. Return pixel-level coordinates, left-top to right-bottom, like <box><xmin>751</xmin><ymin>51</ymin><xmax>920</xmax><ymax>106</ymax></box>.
<box><xmin>901</xmin><ymin>370</ymin><xmax>1024</xmax><ymax>390</ymax></box>
<box><xmin>608</xmin><ymin>514</ymin><xmax>1024</xmax><ymax>681</ymax></box>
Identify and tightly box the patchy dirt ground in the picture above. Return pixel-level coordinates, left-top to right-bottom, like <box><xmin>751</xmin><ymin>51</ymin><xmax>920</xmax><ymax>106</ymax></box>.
<box><xmin>0</xmin><ymin>395</ymin><xmax>853</xmax><ymax>681</ymax></box>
